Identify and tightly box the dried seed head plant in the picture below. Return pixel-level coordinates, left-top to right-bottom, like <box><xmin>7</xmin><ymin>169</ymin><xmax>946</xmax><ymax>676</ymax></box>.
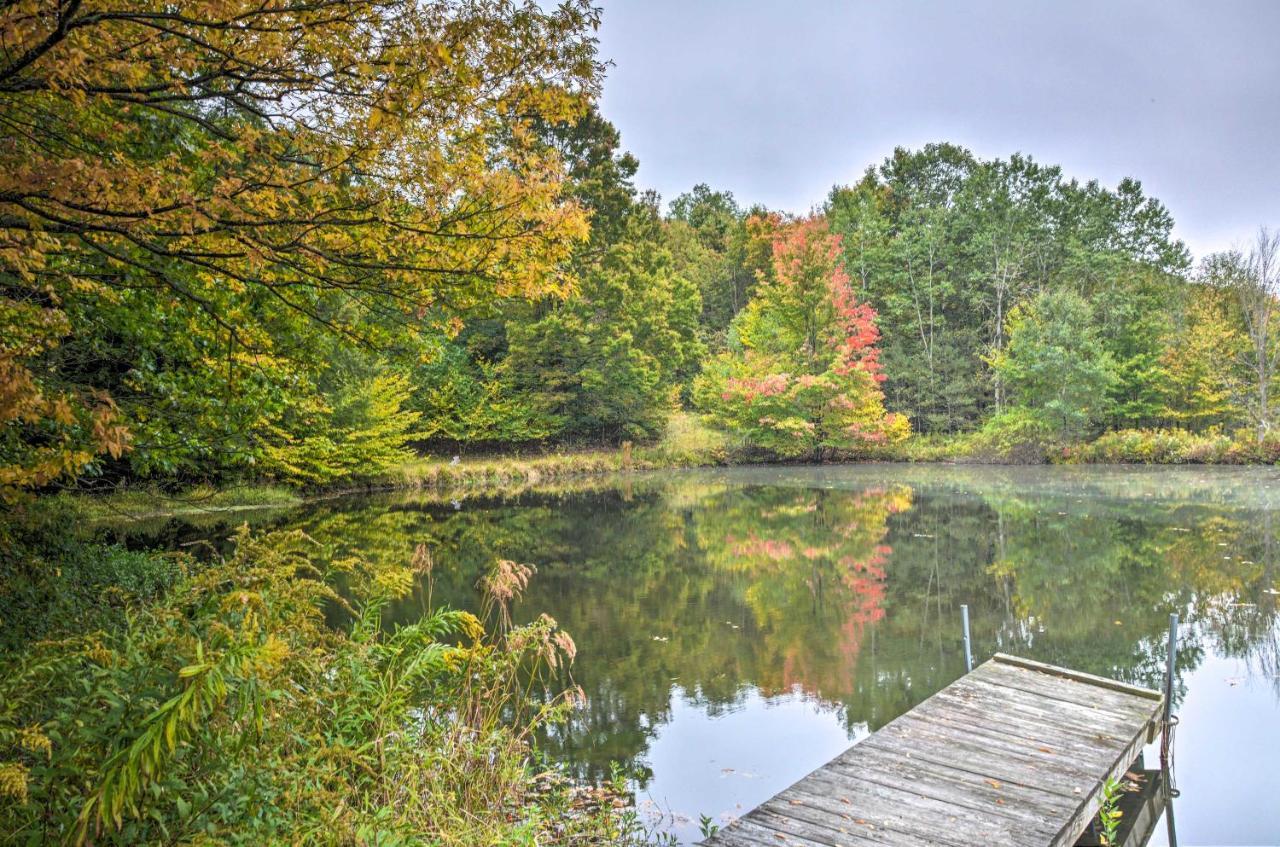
<box><xmin>479</xmin><ymin>558</ymin><xmax>535</xmax><ymax>634</ymax></box>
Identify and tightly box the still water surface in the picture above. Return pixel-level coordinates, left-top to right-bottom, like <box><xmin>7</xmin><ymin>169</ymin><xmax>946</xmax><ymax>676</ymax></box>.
<box><xmin>112</xmin><ymin>464</ymin><xmax>1280</xmax><ymax>844</ymax></box>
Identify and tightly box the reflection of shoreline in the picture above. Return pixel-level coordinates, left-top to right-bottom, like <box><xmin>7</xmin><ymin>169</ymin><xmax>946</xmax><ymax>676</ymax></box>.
<box><xmin>99</xmin><ymin>466</ymin><xmax>1280</xmax><ymax>842</ymax></box>
<box><xmin>672</xmin><ymin>463</ymin><xmax>1280</xmax><ymax>510</ymax></box>
<box><xmin>710</xmin><ymin>486</ymin><xmax>909</xmax><ymax>700</ymax></box>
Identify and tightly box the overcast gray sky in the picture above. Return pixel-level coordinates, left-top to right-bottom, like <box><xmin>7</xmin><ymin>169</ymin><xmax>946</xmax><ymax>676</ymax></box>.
<box><xmin>595</xmin><ymin>0</ymin><xmax>1280</xmax><ymax>262</ymax></box>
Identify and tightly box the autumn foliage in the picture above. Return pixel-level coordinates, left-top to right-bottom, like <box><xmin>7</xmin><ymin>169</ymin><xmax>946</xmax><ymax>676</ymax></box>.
<box><xmin>694</xmin><ymin>216</ymin><xmax>909</xmax><ymax>457</ymax></box>
<box><xmin>0</xmin><ymin>0</ymin><xmax>601</xmax><ymax>496</ymax></box>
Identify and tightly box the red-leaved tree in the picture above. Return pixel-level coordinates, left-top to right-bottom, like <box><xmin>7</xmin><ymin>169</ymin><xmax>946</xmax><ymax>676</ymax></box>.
<box><xmin>694</xmin><ymin>216</ymin><xmax>909</xmax><ymax>457</ymax></box>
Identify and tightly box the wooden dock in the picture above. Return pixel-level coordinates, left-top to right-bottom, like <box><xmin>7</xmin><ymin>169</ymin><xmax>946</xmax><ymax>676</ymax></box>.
<box><xmin>705</xmin><ymin>654</ymin><xmax>1164</xmax><ymax>847</ymax></box>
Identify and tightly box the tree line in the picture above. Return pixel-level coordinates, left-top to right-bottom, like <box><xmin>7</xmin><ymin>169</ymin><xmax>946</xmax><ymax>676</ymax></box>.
<box><xmin>418</xmin><ymin>131</ymin><xmax>1280</xmax><ymax>460</ymax></box>
<box><xmin>3</xmin><ymin>1</ymin><xmax>1279</xmax><ymax>501</ymax></box>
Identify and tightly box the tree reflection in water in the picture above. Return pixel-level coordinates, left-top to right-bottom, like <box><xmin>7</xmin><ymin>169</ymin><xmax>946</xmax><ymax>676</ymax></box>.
<box><xmin>105</xmin><ymin>466</ymin><xmax>1280</xmax><ymax>793</ymax></box>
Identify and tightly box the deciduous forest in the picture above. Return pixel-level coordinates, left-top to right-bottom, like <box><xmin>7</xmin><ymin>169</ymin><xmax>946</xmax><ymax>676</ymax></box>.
<box><xmin>1</xmin><ymin>2</ymin><xmax>1278</xmax><ymax>845</ymax></box>
<box><xmin>3</xmin><ymin>2</ymin><xmax>1279</xmax><ymax>499</ymax></box>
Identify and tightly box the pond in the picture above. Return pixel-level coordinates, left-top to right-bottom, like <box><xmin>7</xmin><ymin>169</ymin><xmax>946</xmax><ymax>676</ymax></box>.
<box><xmin>106</xmin><ymin>464</ymin><xmax>1280</xmax><ymax>845</ymax></box>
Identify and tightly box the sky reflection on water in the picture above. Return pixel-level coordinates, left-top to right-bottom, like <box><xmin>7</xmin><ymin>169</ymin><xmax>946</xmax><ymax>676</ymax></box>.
<box><xmin>113</xmin><ymin>464</ymin><xmax>1280</xmax><ymax>845</ymax></box>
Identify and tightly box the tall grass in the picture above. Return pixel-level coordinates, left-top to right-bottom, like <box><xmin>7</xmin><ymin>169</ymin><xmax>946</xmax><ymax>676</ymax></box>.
<box><xmin>377</xmin><ymin>451</ymin><xmax>642</xmax><ymax>491</ymax></box>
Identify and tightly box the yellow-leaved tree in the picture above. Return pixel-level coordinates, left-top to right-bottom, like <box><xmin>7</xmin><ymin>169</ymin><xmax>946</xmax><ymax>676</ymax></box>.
<box><xmin>0</xmin><ymin>0</ymin><xmax>602</xmax><ymax>498</ymax></box>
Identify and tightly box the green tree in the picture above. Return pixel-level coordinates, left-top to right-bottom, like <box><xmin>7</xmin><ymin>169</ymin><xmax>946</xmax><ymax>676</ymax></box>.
<box><xmin>990</xmin><ymin>289</ymin><xmax>1118</xmax><ymax>440</ymax></box>
<box><xmin>1086</xmin><ymin>265</ymin><xmax>1181</xmax><ymax>429</ymax></box>
<box><xmin>410</xmin><ymin>335</ymin><xmax>553</xmax><ymax>445</ymax></box>
<box><xmin>494</xmin><ymin>109</ymin><xmax>704</xmax><ymax>443</ymax></box>
<box><xmin>506</xmin><ymin>207</ymin><xmax>704</xmax><ymax>442</ymax></box>
<box><xmin>1160</xmin><ymin>284</ymin><xmax>1247</xmax><ymax>431</ymax></box>
<box><xmin>260</xmin><ymin>350</ymin><xmax>424</xmax><ymax>485</ymax></box>
<box><xmin>826</xmin><ymin>145</ymin><xmax>1189</xmax><ymax>435</ymax></box>
<box><xmin>828</xmin><ymin>169</ymin><xmax>983</xmax><ymax>432</ymax></box>
<box><xmin>667</xmin><ymin>185</ymin><xmax>766</xmax><ymax>343</ymax></box>
<box><xmin>1205</xmin><ymin>229</ymin><xmax>1280</xmax><ymax>442</ymax></box>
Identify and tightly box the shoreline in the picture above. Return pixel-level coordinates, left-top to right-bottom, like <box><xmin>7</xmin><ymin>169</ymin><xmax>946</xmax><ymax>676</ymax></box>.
<box><xmin>59</xmin><ymin>433</ymin><xmax>1280</xmax><ymax>524</ymax></box>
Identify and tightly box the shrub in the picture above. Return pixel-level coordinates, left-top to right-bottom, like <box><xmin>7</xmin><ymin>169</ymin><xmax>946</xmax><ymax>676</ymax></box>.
<box><xmin>1223</xmin><ymin>429</ymin><xmax>1280</xmax><ymax>465</ymax></box>
<box><xmin>964</xmin><ymin>408</ymin><xmax>1058</xmax><ymax>463</ymax></box>
<box><xmin>1060</xmin><ymin>428</ymin><xmax>1280</xmax><ymax>465</ymax></box>
<box><xmin>0</xmin><ymin>528</ymin><xmax>651</xmax><ymax>845</ymax></box>
<box><xmin>852</xmin><ymin>432</ymin><xmax>969</xmax><ymax>463</ymax></box>
<box><xmin>1063</xmin><ymin>429</ymin><xmax>1204</xmax><ymax>464</ymax></box>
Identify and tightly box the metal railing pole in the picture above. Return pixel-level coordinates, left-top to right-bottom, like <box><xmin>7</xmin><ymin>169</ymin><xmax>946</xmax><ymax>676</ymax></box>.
<box><xmin>1161</xmin><ymin>612</ymin><xmax>1179</xmax><ymax>769</ymax></box>
<box><xmin>961</xmin><ymin>604</ymin><xmax>973</xmax><ymax>673</ymax></box>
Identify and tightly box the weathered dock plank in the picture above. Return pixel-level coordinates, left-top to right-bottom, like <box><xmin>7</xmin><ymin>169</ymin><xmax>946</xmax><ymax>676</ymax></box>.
<box><xmin>705</xmin><ymin>654</ymin><xmax>1163</xmax><ymax>847</ymax></box>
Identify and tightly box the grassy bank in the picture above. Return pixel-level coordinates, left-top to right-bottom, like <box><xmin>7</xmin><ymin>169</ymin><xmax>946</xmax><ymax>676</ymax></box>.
<box><xmin>56</xmin><ymin>416</ymin><xmax>1280</xmax><ymax>524</ymax></box>
<box><xmin>56</xmin><ymin>414</ymin><xmax>743</xmax><ymax>522</ymax></box>
<box><xmin>367</xmin><ymin>413</ymin><xmax>742</xmax><ymax>489</ymax></box>
<box><xmin>374</xmin><ymin>450</ymin><xmax>645</xmax><ymax>490</ymax></box>
<box><xmin>56</xmin><ymin>454</ymin><xmax>651</xmax><ymax>525</ymax></box>
<box><xmin>876</xmin><ymin>426</ymin><xmax>1280</xmax><ymax>466</ymax></box>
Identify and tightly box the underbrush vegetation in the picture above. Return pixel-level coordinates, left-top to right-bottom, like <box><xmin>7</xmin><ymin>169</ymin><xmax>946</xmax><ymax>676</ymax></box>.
<box><xmin>872</xmin><ymin>425</ymin><xmax>1280</xmax><ymax>466</ymax></box>
<box><xmin>1061</xmin><ymin>428</ymin><xmax>1280</xmax><ymax>465</ymax></box>
<box><xmin>0</xmin><ymin>524</ymin><xmax>663</xmax><ymax>846</ymax></box>
<box><xmin>638</xmin><ymin>412</ymin><xmax>735</xmax><ymax>467</ymax></box>
<box><xmin>959</xmin><ymin>409</ymin><xmax>1060</xmax><ymax>464</ymax></box>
